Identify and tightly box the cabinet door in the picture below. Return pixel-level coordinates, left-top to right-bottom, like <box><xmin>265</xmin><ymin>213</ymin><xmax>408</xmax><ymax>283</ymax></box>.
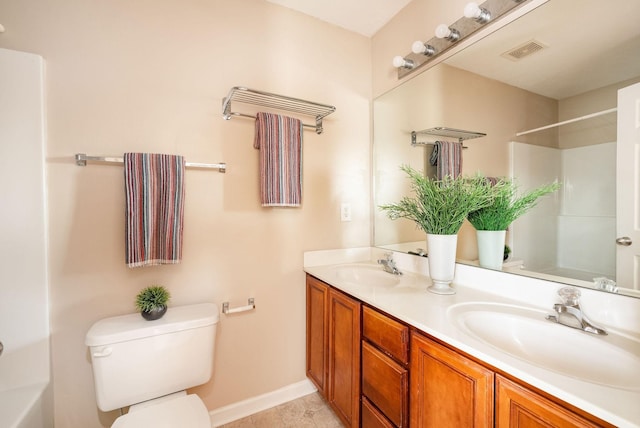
<box><xmin>328</xmin><ymin>288</ymin><xmax>361</xmax><ymax>428</ymax></box>
<box><xmin>496</xmin><ymin>375</ymin><xmax>613</xmax><ymax>428</ymax></box>
<box><xmin>306</xmin><ymin>275</ymin><xmax>329</xmax><ymax>396</ymax></box>
<box><xmin>410</xmin><ymin>332</ymin><xmax>494</xmax><ymax>428</ymax></box>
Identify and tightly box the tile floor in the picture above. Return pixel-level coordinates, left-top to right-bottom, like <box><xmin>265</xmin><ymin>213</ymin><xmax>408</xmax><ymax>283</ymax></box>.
<box><xmin>217</xmin><ymin>392</ymin><xmax>343</xmax><ymax>428</ymax></box>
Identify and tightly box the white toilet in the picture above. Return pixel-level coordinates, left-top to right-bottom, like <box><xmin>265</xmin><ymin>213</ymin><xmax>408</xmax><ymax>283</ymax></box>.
<box><xmin>85</xmin><ymin>302</ymin><xmax>219</xmax><ymax>427</ymax></box>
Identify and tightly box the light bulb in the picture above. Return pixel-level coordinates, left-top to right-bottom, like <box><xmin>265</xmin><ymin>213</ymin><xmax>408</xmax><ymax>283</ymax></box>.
<box><xmin>411</xmin><ymin>41</ymin><xmax>436</xmax><ymax>56</ymax></box>
<box><xmin>392</xmin><ymin>55</ymin><xmax>414</xmax><ymax>69</ymax></box>
<box><xmin>435</xmin><ymin>24</ymin><xmax>450</xmax><ymax>39</ymax></box>
<box><xmin>464</xmin><ymin>2</ymin><xmax>481</xmax><ymax>18</ymax></box>
<box><xmin>464</xmin><ymin>2</ymin><xmax>491</xmax><ymax>23</ymax></box>
<box><xmin>435</xmin><ymin>24</ymin><xmax>460</xmax><ymax>41</ymax></box>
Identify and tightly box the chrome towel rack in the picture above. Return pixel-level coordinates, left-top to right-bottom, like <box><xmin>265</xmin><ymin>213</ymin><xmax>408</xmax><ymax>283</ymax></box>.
<box><xmin>75</xmin><ymin>153</ymin><xmax>226</xmax><ymax>172</ymax></box>
<box><xmin>411</xmin><ymin>127</ymin><xmax>486</xmax><ymax>149</ymax></box>
<box><xmin>222</xmin><ymin>86</ymin><xmax>336</xmax><ymax>134</ymax></box>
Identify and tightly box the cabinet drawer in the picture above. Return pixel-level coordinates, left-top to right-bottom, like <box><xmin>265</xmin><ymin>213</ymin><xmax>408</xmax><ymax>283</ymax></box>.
<box><xmin>362</xmin><ymin>306</ymin><xmax>409</xmax><ymax>364</ymax></box>
<box><xmin>362</xmin><ymin>341</ymin><xmax>408</xmax><ymax>427</ymax></box>
<box><xmin>362</xmin><ymin>396</ymin><xmax>395</xmax><ymax>428</ymax></box>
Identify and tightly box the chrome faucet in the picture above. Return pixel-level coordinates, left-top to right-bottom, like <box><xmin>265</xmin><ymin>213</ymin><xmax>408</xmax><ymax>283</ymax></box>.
<box><xmin>546</xmin><ymin>286</ymin><xmax>607</xmax><ymax>335</ymax></box>
<box><xmin>377</xmin><ymin>252</ymin><xmax>402</xmax><ymax>275</ymax></box>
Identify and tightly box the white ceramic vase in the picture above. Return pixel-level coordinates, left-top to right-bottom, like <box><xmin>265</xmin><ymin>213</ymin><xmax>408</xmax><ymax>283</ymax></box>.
<box><xmin>476</xmin><ymin>230</ymin><xmax>507</xmax><ymax>270</ymax></box>
<box><xmin>426</xmin><ymin>233</ymin><xmax>458</xmax><ymax>295</ymax></box>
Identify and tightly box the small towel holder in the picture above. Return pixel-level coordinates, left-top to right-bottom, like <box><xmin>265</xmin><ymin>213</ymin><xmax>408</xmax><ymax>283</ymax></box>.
<box><xmin>222</xmin><ymin>86</ymin><xmax>336</xmax><ymax>134</ymax></box>
<box><xmin>222</xmin><ymin>298</ymin><xmax>255</xmax><ymax>315</ymax></box>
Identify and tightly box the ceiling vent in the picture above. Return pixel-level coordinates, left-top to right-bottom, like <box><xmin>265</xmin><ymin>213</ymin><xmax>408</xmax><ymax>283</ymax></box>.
<box><xmin>501</xmin><ymin>40</ymin><xmax>547</xmax><ymax>61</ymax></box>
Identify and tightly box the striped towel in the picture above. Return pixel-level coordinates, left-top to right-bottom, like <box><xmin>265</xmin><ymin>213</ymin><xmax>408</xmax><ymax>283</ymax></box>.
<box><xmin>124</xmin><ymin>153</ymin><xmax>185</xmax><ymax>268</ymax></box>
<box><xmin>429</xmin><ymin>141</ymin><xmax>463</xmax><ymax>179</ymax></box>
<box><xmin>254</xmin><ymin>112</ymin><xmax>303</xmax><ymax>207</ymax></box>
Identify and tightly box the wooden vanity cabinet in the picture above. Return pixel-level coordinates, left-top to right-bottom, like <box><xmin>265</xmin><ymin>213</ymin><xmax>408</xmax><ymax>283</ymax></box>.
<box><xmin>410</xmin><ymin>331</ymin><xmax>494</xmax><ymax>428</ymax></box>
<box><xmin>496</xmin><ymin>375</ymin><xmax>614</xmax><ymax>428</ymax></box>
<box><xmin>305</xmin><ymin>275</ymin><xmax>361</xmax><ymax>428</ymax></box>
<box><xmin>361</xmin><ymin>306</ymin><xmax>409</xmax><ymax>428</ymax></box>
<box><xmin>307</xmin><ymin>274</ymin><xmax>615</xmax><ymax>428</ymax></box>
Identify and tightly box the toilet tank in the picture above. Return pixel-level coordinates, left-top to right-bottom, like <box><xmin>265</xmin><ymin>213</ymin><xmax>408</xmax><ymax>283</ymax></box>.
<box><xmin>85</xmin><ymin>303</ymin><xmax>219</xmax><ymax>412</ymax></box>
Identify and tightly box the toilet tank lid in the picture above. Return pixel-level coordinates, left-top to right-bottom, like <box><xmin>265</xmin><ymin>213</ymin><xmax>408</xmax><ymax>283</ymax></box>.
<box><xmin>85</xmin><ymin>303</ymin><xmax>219</xmax><ymax>347</ymax></box>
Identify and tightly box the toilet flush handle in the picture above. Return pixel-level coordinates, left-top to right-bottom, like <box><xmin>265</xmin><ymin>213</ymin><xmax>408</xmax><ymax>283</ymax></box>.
<box><xmin>92</xmin><ymin>347</ymin><xmax>112</xmax><ymax>358</ymax></box>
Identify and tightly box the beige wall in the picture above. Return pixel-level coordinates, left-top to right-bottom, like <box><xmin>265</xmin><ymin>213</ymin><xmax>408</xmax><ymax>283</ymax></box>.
<box><xmin>0</xmin><ymin>1</ymin><xmax>371</xmax><ymax>426</ymax></box>
<box><xmin>0</xmin><ymin>0</ymin><xmax>569</xmax><ymax>426</ymax></box>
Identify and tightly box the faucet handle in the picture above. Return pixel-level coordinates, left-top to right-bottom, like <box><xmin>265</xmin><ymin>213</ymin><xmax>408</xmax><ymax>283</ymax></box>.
<box><xmin>558</xmin><ymin>286</ymin><xmax>581</xmax><ymax>306</ymax></box>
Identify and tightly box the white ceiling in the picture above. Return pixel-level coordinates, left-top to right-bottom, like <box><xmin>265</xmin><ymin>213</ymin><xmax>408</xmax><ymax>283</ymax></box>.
<box><xmin>265</xmin><ymin>0</ymin><xmax>412</xmax><ymax>37</ymax></box>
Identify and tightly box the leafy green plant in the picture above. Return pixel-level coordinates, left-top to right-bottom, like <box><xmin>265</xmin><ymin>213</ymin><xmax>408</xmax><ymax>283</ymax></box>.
<box><xmin>379</xmin><ymin>165</ymin><xmax>496</xmax><ymax>235</ymax></box>
<box><xmin>467</xmin><ymin>178</ymin><xmax>559</xmax><ymax>231</ymax></box>
<box><xmin>135</xmin><ymin>285</ymin><xmax>171</xmax><ymax>312</ymax></box>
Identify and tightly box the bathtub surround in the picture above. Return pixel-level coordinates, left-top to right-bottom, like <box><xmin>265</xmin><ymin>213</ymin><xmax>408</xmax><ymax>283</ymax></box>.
<box><xmin>0</xmin><ymin>48</ymin><xmax>52</xmax><ymax>427</ymax></box>
<box><xmin>124</xmin><ymin>153</ymin><xmax>186</xmax><ymax>267</ymax></box>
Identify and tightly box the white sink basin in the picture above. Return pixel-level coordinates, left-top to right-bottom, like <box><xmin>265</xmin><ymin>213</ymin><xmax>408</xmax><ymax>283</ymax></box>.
<box><xmin>329</xmin><ymin>263</ymin><xmax>402</xmax><ymax>287</ymax></box>
<box><xmin>447</xmin><ymin>302</ymin><xmax>640</xmax><ymax>390</ymax></box>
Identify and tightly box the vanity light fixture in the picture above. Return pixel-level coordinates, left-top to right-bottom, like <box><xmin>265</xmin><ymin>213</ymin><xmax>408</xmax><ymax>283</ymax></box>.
<box><xmin>392</xmin><ymin>0</ymin><xmax>537</xmax><ymax>79</ymax></box>
<box><xmin>464</xmin><ymin>2</ymin><xmax>492</xmax><ymax>23</ymax></box>
<box><xmin>392</xmin><ymin>55</ymin><xmax>415</xmax><ymax>69</ymax></box>
<box><xmin>411</xmin><ymin>41</ymin><xmax>436</xmax><ymax>56</ymax></box>
<box><xmin>435</xmin><ymin>24</ymin><xmax>460</xmax><ymax>42</ymax></box>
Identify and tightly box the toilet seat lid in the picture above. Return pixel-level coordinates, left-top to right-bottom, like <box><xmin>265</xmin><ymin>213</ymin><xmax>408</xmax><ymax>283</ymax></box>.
<box><xmin>112</xmin><ymin>394</ymin><xmax>210</xmax><ymax>428</ymax></box>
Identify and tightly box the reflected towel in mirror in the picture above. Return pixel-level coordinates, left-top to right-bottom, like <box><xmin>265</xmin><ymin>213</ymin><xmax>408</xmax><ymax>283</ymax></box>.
<box><xmin>430</xmin><ymin>140</ymin><xmax>463</xmax><ymax>179</ymax></box>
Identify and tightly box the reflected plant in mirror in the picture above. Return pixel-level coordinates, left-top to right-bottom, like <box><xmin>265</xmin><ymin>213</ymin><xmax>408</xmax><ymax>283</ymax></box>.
<box><xmin>379</xmin><ymin>165</ymin><xmax>494</xmax><ymax>236</ymax></box>
<box><xmin>468</xmin><ymin>178</ymin><xmax>559</xmax><ymax>270</ymax></box>
<box><xmin>468</xmin><ymin>179</ymin><xmax>559</xmax><ymax>231</ymax></box>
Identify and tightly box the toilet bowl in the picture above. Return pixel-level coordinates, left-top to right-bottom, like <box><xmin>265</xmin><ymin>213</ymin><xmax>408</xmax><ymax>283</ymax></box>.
<box><xmin>85</xmin><ymin>303</ymin><xmax>219</xmax><ymax>427</ymax></box>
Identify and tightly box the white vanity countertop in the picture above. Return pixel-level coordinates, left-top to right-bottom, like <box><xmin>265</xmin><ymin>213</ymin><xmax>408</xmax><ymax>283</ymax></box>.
<box><xmin>304</xmin><ymin>247</ymin><xmax>640</xmax><ymax>428</ymax></box>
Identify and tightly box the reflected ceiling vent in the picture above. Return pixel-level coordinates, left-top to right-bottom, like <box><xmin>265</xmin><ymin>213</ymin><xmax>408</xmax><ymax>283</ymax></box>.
<box><xmin>501</xmin><ymin>39</ymin><xmax>547</xmax><ymax>61</ymax></box>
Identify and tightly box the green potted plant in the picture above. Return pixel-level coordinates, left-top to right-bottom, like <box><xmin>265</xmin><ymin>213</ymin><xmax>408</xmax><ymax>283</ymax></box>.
<box><xmin>503</xmin><ymin>244</ymin><xmax>512</xmax><ymax>261</ymax></box>
<box><xmin>467</xmin><ymin>178</ymin><xmax>559</xmax><ymax>270</ymax></box>
<box><xmin>135</xmin><ymin>285</ymin><xmax>171</xmax><ymax>320</ymax></box>
<box><xmin>379</xmin><ymin>165</ymin><xmax>495</xmax><ymax>294</ymax></box>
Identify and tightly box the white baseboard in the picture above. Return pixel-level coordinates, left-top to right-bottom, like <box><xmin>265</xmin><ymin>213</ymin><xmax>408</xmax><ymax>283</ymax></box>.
<box><xmin>209</xmin><ymin>379</ymin><xmax>317</xmax><ymax>427</ymax></box>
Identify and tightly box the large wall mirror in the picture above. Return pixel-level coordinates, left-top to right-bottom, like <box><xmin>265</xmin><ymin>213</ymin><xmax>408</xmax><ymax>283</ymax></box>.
<box><xmin>373</xmin><ymin>0</ymin><xmax>640</xmax><ymax>297</ymax></box>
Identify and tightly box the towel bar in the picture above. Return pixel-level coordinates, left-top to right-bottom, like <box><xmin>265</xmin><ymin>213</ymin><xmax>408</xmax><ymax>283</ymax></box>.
<box><xmin>75</xmin><ymin>153</ymin><xmax>226</xmax><ymax>173</ymax></box>
<box><xmin>222</xmin><ymin>298</ymin><xmax>255</xmax><ymax>315</ymax></box>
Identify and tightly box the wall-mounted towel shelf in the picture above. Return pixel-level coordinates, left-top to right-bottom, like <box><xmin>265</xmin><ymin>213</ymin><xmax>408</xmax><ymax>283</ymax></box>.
<box><xmin>75</xmin><ymin>153</ymin><xmax>226</xmax><ymax>172</ymax></box>
<box><xmin>411</xmin><ymin>127</ymin><xmax>486</xmax><ymax>148</ymax></box>
<box><xmin>222</xmin><ymin>86</ymin><xmax>336</xmax><ymax>134</ymax></box>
